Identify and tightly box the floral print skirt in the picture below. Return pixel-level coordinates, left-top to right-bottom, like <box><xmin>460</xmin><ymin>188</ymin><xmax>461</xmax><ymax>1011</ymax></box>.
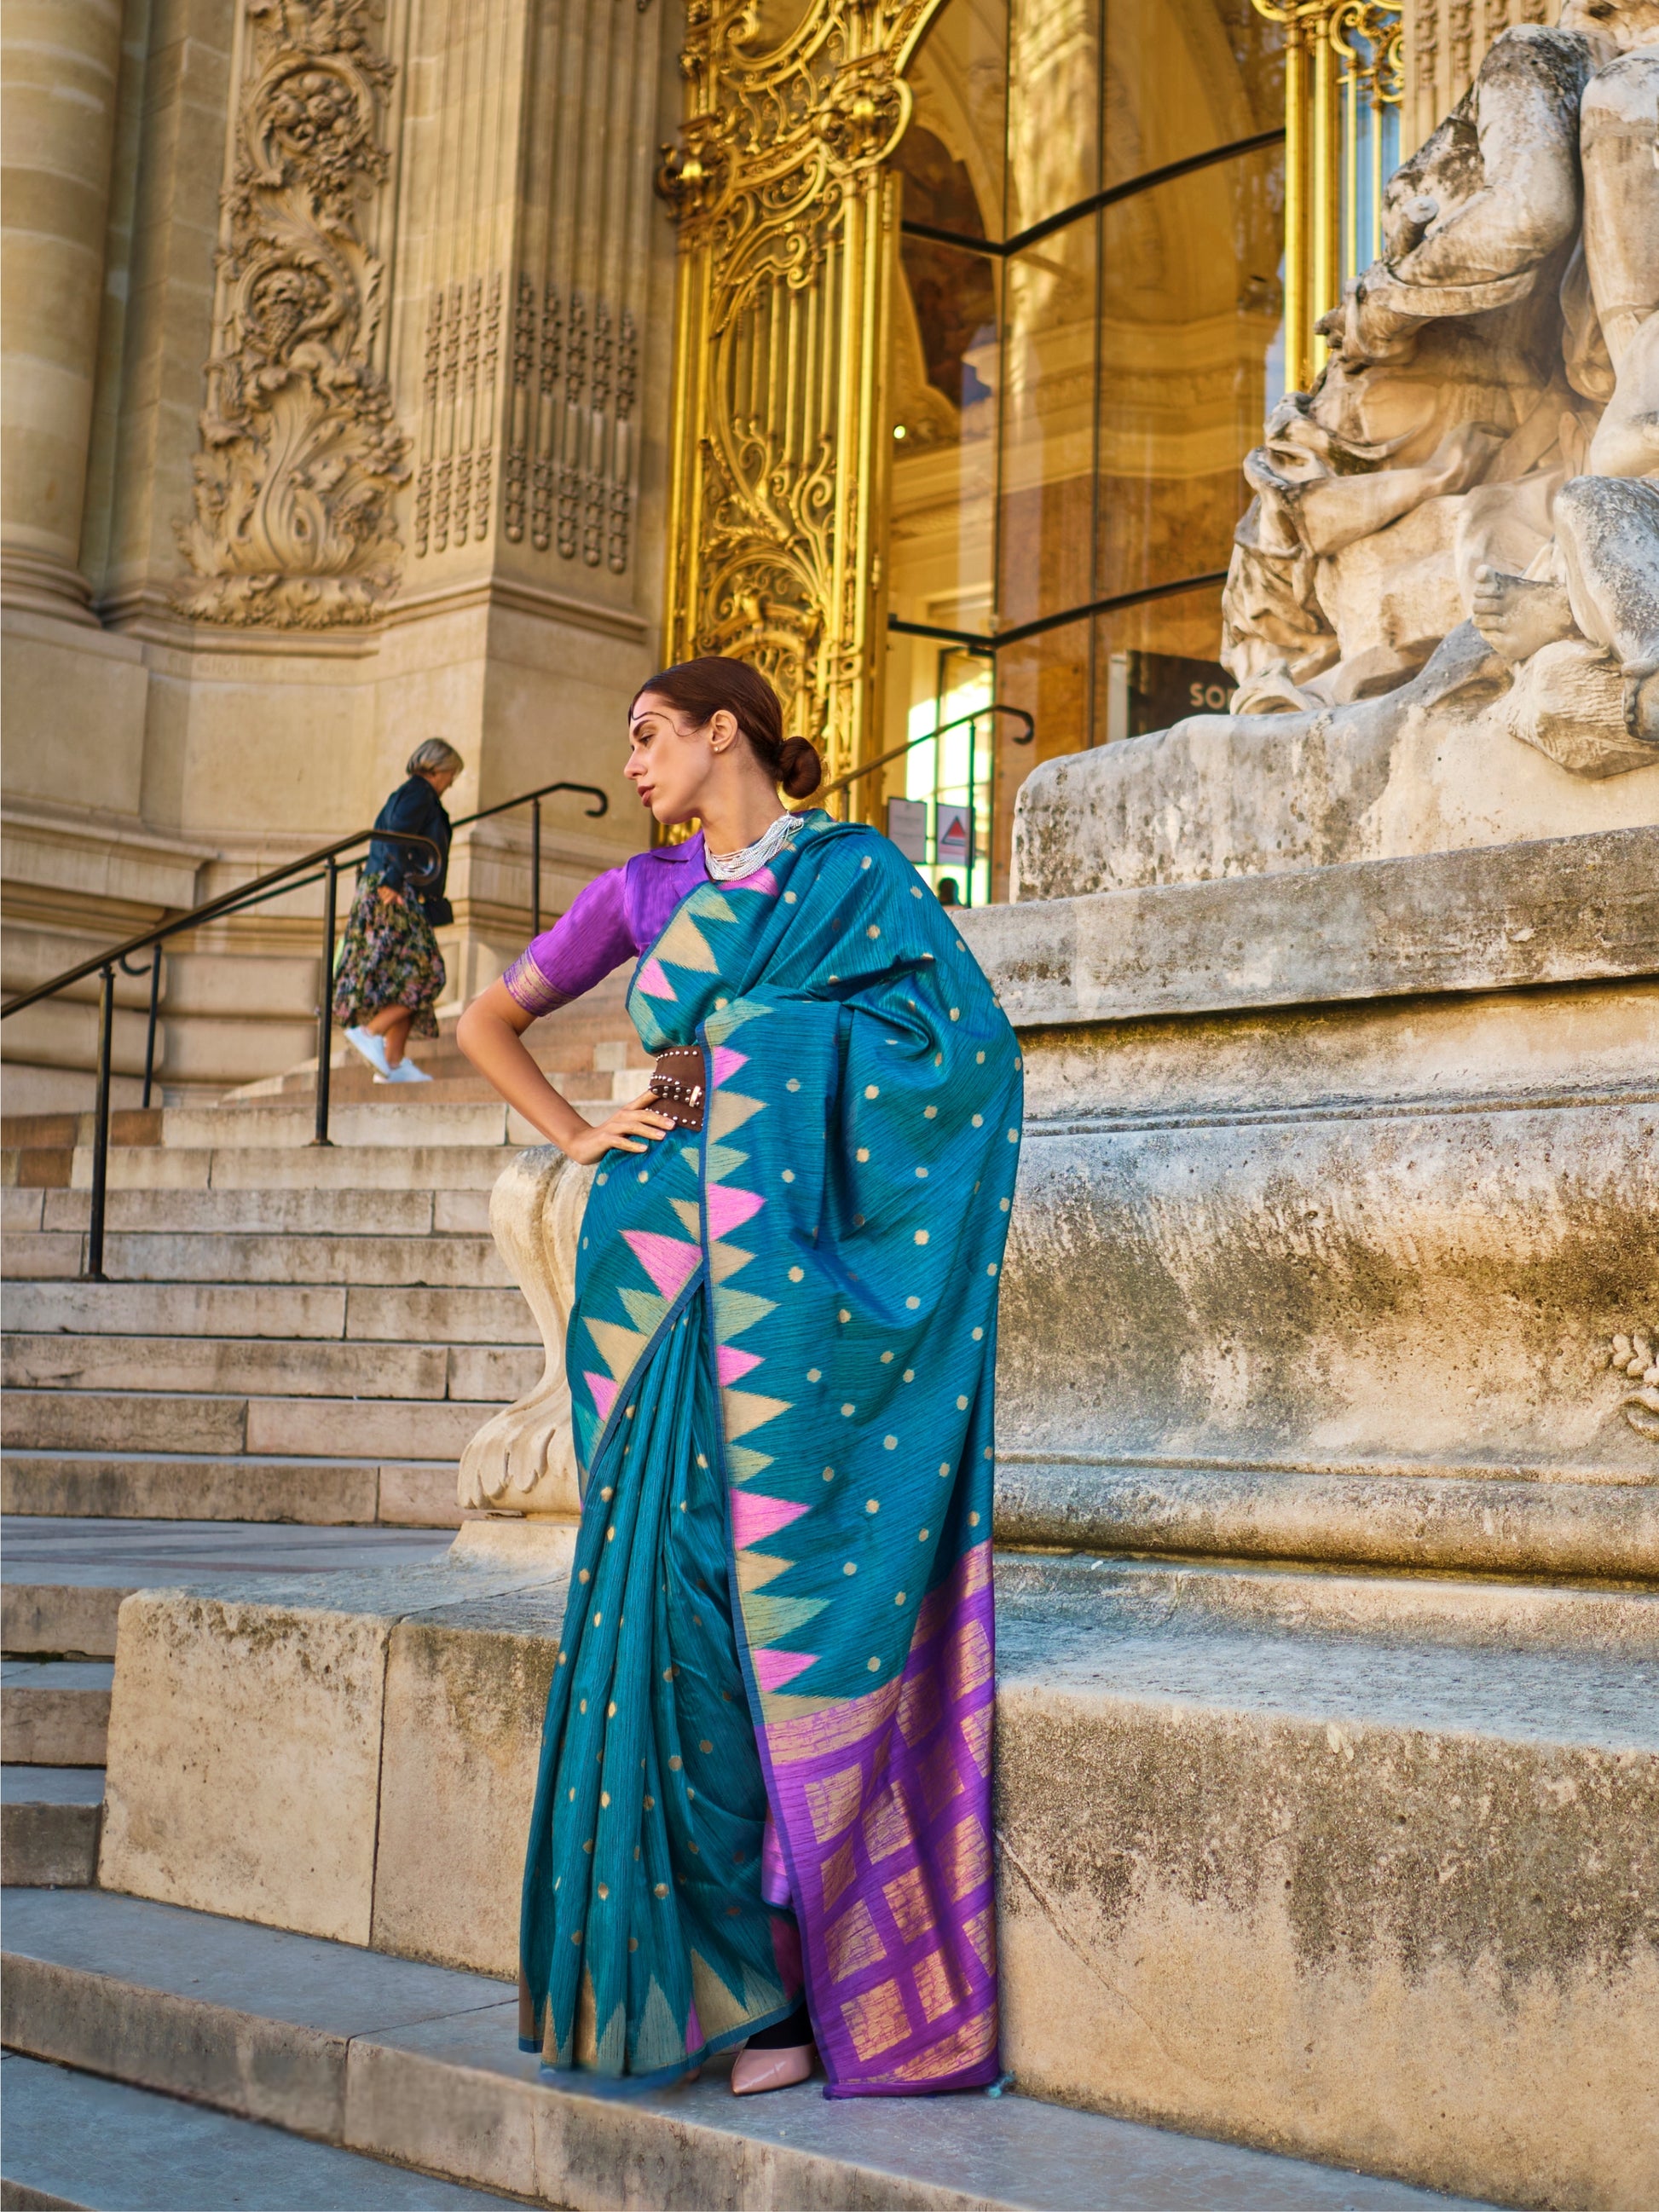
<box><xmin>331</xmin><ymin>871</ymin><xmax>446</xmax><ymax>1038</ymax></box>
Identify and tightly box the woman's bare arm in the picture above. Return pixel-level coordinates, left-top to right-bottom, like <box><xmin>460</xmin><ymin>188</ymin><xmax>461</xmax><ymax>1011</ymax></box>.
<box><xmin>456</xmin><ymin>979</ymin><xmax>672</xmax><ymax>1166</ymax></box>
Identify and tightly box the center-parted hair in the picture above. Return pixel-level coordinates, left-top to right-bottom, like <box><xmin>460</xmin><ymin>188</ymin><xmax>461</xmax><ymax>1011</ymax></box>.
<box><xmin>632</xmin><ymin>656</ymin><xmax>823</xmax><ymax>800</ymax></box>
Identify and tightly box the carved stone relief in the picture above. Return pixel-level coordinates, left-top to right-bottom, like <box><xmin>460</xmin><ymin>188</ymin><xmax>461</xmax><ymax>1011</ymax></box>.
<box><xmin>500</xmin><ymin>277</ymin><xmax>637</xmax><ymax>574</ymax></box>
<box><xmin>1599</xmin><ymin>1328</ymin><xmax>1659</xmax><ymax>1440</ymax></box>
<box><xmin>175</xmin><ymin>0</ymin><xmax>410</xmax><ymax>627</ymax></box>
<box><xmin>1408</xmin><ymin>0</ymin><xmax>1558</xmax><ymax>146</ymax></box>
<box><xmin>413</xmin><ymin>273</ymin><xmax>502</xmax><ymax>557</ymax></box>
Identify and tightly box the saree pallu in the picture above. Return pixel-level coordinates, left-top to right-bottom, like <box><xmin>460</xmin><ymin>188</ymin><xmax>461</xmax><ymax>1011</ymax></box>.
<box><xmin>520</xmin><ymin>811</ymin><xmax>1022</xmax><ymax>2094</ymax></box>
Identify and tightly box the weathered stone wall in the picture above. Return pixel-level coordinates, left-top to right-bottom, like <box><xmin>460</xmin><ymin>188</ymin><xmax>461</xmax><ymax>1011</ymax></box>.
<box><xmin>969</xmin><ymin>829</ymin><xmax>1659</xmax><ymax>1574</ymax></box>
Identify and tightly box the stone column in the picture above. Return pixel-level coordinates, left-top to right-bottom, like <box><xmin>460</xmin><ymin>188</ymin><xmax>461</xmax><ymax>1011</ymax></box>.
<box><xmin>1</xmin><ymin>0</ymin><xmax>127</xmax><ymax>620</ymax></box>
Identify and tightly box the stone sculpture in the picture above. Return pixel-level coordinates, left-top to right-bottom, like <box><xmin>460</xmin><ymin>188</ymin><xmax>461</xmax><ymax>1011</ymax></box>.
<box><xmin>1223</xmin><ymin>4</ymin><xmax>1658</xmax><ymax>777</ymax></box>
<box><xmin>457</xmin><ymin>1146</ymin><xmax>593</xmax><ymax>1517</ymax></box>
<box><xmin>1012</xmin><ymin>3</ymin><xmax>1659</xmax><ymax>899</ymax></box>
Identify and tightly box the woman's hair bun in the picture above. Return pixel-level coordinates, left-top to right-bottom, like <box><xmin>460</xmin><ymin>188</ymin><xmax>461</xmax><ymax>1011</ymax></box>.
<box><xmin>777</xmin><ymin>734</ymin><xmax>822</xmax><ymax>799</ymax></box>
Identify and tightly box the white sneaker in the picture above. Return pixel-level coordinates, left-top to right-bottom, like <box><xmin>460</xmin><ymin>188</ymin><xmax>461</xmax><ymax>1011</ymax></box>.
<box><xmin>375</xmin><ymin>1058</ymin><xmax>432</xmax><ymax>1084</ymax></box>
<box><xmin>344</xmin><ymin>1025</ymin><xmax>391</xmax><ymax>1076</ymax></box>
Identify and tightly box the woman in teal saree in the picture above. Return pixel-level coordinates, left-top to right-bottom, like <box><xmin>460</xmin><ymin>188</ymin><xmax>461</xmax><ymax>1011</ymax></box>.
<box><xmin>458</xmin><ymin>656</ymin><xmax>1020</xmax><ymax>2097</ymax></box>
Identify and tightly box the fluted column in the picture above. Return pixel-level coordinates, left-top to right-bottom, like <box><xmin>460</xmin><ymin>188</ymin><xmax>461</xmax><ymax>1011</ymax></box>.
<box><xmin>1</xmin><ymin>0</ymin><xmax>127</xmax><ymax>620</ymax></box>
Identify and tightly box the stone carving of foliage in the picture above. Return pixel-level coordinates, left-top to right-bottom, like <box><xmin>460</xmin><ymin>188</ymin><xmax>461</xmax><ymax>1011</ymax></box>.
<box><xmin>175</xmin><ymin>0</ymin><xmax>409</xmax><ymax>627</ymax></box>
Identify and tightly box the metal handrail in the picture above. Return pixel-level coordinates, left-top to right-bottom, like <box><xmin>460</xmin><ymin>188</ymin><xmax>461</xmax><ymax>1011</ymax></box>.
<box><xmin>1</xmin><ymin>777</ymin><xmax>609</xmax><ymax>1279</ymax></box>
<box><xmin>817</xmin><ymin>702</ymin><xmax>1034</xmax><ymax>904</ymax></box>
<box><xmin>447</xmin><ymin>779</ymin><xmax>610</xmax><ymax>939</ymax></box>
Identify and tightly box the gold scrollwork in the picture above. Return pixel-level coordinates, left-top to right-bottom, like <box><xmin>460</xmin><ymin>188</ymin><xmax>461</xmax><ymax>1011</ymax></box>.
<box><xmin>1252</xmin><ymin>0</ymin><xmax>1402</xmax><ymax>395</ymax></box>
<box><xmin>661</xmin><ymin>0</ymin><xmax>945</xmax><ymax>795</ymax></box>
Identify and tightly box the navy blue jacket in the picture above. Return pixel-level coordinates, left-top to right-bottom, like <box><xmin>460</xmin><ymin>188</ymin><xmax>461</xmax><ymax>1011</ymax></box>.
<box><xmin>367</xmin><ymin>776</ymin><xmax>453</xmax><ymax>925</ymax></box>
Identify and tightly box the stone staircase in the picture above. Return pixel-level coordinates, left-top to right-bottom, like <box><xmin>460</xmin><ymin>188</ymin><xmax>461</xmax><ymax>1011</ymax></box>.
<box><xmin>0</xmin><ymin>1885</ymin><xmax>1465</xmax><ymax>2210</ymax></box>
<box><xmin>1</xmin><ymin>971</ymin><xmax>653</xmax><ymax>1531</ymax></box>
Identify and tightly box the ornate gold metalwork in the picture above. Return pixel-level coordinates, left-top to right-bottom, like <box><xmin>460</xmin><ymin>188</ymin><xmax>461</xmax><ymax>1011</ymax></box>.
<box><xmin>1252</xmin><ymin>0</ymin><xmax>1402</xmax><ymax>395</ymax></box>
<box><xmin>660</xmin><ymin>0</ymin><xmax>948</xmax><ymax>798</ymax></box>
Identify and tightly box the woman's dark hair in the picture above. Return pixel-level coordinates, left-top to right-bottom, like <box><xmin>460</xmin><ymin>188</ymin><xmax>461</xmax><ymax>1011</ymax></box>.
<box><xmin>632</xmin><ymin>656</ymin><xmax>822</xmax><ymax>800</ymax></box>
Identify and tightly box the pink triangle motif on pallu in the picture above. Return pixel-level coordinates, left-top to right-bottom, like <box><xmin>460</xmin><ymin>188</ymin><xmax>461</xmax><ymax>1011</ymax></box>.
<box><xmin>727</xmin><ymin>866</ymin><xmax>780</xmax><ymax>897</ymax></box>
<box><xmin>637</xmin><ymin>956</ymin><xmax>676</xmax><ymax>1000</ymax></box>
<box><xmin>717</xmin><ymin>1343</ymin><xmax>764</xmax><ymax>1384</ymax></box>
<box><xmin>729</xmin><ymin>1490</ymin><xmax>810</xmax><ymax>1551</ymax></box>
<box><xmin>709</xmin><ymin>1047</ymin><xmax>749</xmax><ymax>1088</ymax></box>
<box><xmin>584</xmin><ymin>1372</ymin><xmax>618</xmax><ymax>1423</ymax></box>
<box><xmin>621</xmin><ymin>1229</ymin><xmax>701</xmax><ymax>1303</ymax></box>
<box><xmin>754</xmin><ymin>1648</ymin><xmax>818</xmax><ymax>1693</ymax></box>
<box><xmin>705</xmin><ymin>1184</ymin><xmax>764</xmax><ymax>1239</ymax></box>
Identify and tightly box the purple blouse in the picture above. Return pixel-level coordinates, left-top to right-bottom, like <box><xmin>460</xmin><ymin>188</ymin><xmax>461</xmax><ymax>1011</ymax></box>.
<box><xmin>501</xmin><ymin>833</ymin><xmax>709</xmax><ymax>1018</ymax></box>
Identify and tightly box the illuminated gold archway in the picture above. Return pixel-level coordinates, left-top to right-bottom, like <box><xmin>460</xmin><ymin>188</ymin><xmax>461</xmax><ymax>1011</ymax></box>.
<box><xmin>659</xmin><ymin>0</ymin><xmax>1407</xmax><ymax>805</ymax></box>
<box><xmin>659</xmin><ymin>0</ymin><xmax>952</xmax><ymax>800</ymax></box>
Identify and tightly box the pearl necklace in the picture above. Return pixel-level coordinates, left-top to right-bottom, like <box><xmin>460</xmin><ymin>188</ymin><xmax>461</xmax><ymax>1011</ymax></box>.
<box><xmin>704</xmin><ymin>811</ymin><xmax>801</xmax><ymax>881</ymax></box>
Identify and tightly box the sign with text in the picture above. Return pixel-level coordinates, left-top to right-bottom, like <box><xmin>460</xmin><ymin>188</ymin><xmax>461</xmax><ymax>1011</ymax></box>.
<box><xmin>886</xmin><ymin>796</ymin><xmax>928</xmax><ymax>863</ymax></box>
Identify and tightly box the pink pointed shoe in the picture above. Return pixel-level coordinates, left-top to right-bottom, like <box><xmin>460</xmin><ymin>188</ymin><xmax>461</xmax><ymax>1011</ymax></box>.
<box><xmin>731</xmin><ymin>2040</ymin><xmax>816</xmax><ymax>2095</ymax></box>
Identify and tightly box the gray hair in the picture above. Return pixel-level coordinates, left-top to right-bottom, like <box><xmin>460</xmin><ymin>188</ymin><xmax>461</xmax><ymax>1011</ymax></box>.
<box><xmin>407</xmin><ymin>738</ymin><xmax>464</xmax><ymax>778</ymax></box>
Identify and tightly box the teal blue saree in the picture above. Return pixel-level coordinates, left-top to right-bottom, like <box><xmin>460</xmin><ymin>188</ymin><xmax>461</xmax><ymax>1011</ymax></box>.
<box><xmin>519</xmin><ymin>810</ymin><xmax>1020</xmax><ymax>2094</ymax></box>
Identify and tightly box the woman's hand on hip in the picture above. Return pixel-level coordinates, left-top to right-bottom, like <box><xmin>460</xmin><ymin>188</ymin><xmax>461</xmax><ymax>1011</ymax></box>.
<box><xmin>562</xmin><ymin>1091</ymin><xmax>676</xmax><ymax>1165</ymax></box>
<box><xmin>456</xmin><ymin>980</ymin><xmax>672</xmax><ymax>1161</ymax></box>
<box><xmin>377</xmin><ymin>887</ymin><xmax>404</xmax><ymax>907</ymax></box>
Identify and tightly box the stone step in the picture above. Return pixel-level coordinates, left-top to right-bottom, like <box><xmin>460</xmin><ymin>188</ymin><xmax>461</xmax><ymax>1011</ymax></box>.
<box><xmin>2</xmin><ymin>1143</ymin><xmax>74</xmax><ymax>1190</ymax></box>
<box><xmin>3</xmin><ymin>1332</ymin><xmax>539</xmax><ymax>1402</ymax></box>
<box><xmin>39</xmin><ymin>1186</ymin><xmax>467</xmax><ymax>1236</ymax></box>
<box><xmin>91</xmin><ymin>1537</ymin><xmax>1653</xmax><ymax>2208</ymax></box>
<box><xmin>3</xmin><ymin>1281</ymin><xmax>539</xmax><ymax>1345</ymax></box>
<box><xmin>0</xmin><ymin>2053</ymin><xmax>523</xmax><ymax>2209</ymax></box>
<box><xmin>68</xmin><ymin>1142</ymin><xmax>519</xmax><ymax>1193</ymax></box>
<box><xmin>0</xmin><ymin>1453</ymin><xmax>464</xmax><ymax>1529</ymax></box>
<box><xmin>0</xmin><ymin>1888</ymin><xmax>1460</xmax><ymax>2212</ymax></box>
<box><xmin>3</xmin><ymin>1111</ymin><xmax>163</xmax><ymax>1153</ymax></box>
<box><xmin>243</xmin><ymin>1065</ymin><xmax>650</xmax><ymax>1110</ymax></box>
<box><xmin>2</xmin><ymin>1768</ymin><xmax>104</xmax><ymax>1888</ymax></box>
<box><xmin>0</xmin><ymin>1661</ymin><xmax>113</xmax><ymax>1766</ymax></box>
<box><xmin>1</xmin><ymin>1585</ymin><xmax>125</xmax><ymax>1660</ymax></box>
<box><xmin>3</xmin><ymin>1391</ymin><xmax>500</xmax><ymax>1463</ymax></box>
<box><xmin>0</xmin><ymin>1521</ymin><xmax>461</xmax><ymax>1661</ymax></box>
<box><xmin>0</xmin><ymin>1230</ymin><xmax>82</xmax><ymax>1278</ymax></box>
<box><xmin>159</xmin><ymin>1100</ymin><xmax>514</xmax><ymax>1151</ymax></box>
<box><xmin>3</xmin><ymin>1230</ymin><xmax>511</xmax><ymax>1290</ymax></box>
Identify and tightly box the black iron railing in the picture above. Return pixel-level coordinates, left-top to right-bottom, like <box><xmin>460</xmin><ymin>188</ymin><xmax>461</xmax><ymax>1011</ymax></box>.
<box><xmin>0</xmin><ymin>779</ymin><xmax>608</xmax><ymax>1279</ymax></box>
<box><xmin>817</xmin><ymin>702</ymin><xmax>1034</xmax><ymax>901</ymax></box>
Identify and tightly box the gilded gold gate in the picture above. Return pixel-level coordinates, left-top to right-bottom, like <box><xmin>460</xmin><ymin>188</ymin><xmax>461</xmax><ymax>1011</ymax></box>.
<box><xmin>660</xmin><ymin>0</ymin><xmax>1412</xmax><ymax>809</ymax></box>
<box><xmin>660</xmin><ymin>0</ymin><xmax>950</xmax><ymax>799</ymax></box>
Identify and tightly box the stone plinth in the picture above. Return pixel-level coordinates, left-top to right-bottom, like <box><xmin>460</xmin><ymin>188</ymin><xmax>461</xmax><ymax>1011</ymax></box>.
<box><xmin>92</xmin><ymin>1539</ymin><xmax>1658</xmax><ymax>2210</ymax></box>
<box><xmin>966</xmin><ymin>828</ymin><xmax>1659</xmax><ymax>1580</ymax></box>
<box><xmin>1012</xmin><ymin>637</ymin><xmax>1659</xmax><ymax>903</ymax></box>
<box><xmin>100</xmin><ymin>1523</ymin><xmax>574</xmax><ymax>1977</ymax></box>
